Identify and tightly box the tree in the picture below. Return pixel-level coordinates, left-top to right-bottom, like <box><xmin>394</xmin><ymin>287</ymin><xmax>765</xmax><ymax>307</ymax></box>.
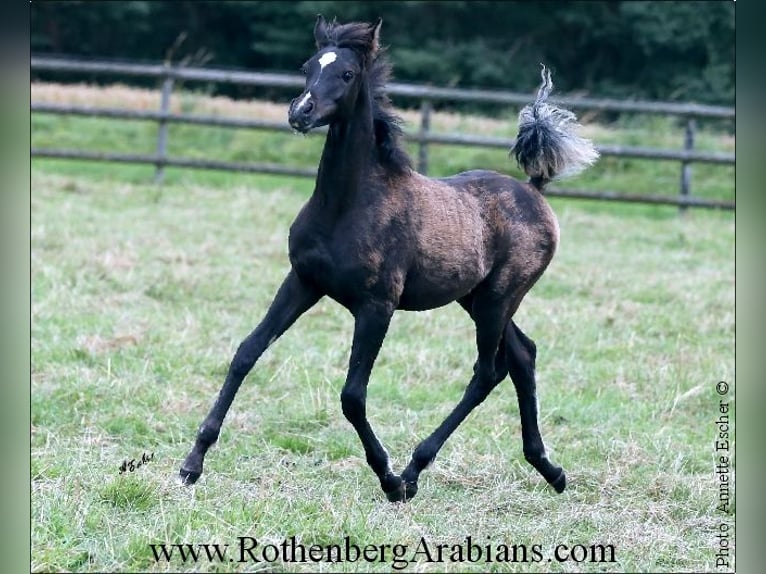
<box><xmin>30</xmin><ymin>1</ymin><xmax>735</xmax><ymax>106</ymax></box>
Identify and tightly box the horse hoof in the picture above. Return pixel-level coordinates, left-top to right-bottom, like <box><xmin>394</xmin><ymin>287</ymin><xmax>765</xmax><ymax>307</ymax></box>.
<box><xmin>179</xmin><ymin>467</ymin><xmax>201</xmax><ymax>485</ymax></box>
<box><xmin>549</xmin><ymin>469</ymin><xmax>566</xmax><ymax>493</ymax></box>
<box><xmin>383</xmin><ymin>478</ymin><xmax>405</xmax><ymax>502</ymax></box>
<box><xmin>384</xmin><ymin>480</ymin><xmax>418</xmax><ymax>503</ymax></box>
<box><xmin>401</xmin><ymin>480</ymin><xmax>418</xmax><ymax>501</ymax></box>
<box><xmin>385</xmin><ymin>486</ymin><xmax>405</xmax><ymax>502</ymax></box>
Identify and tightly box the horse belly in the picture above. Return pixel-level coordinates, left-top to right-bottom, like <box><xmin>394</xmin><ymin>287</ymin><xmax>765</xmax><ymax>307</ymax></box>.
<box><xmin>399</xmin><ymin>221</ymin><xmax>488</xmax><ymax>311</ymax></box>
<box><xmin>398</xmin><ymin>270</ymin><xmax>480</xmax><ymax>310</ymax></box>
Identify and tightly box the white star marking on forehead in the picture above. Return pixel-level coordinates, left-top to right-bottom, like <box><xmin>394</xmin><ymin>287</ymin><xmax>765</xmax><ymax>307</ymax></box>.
<box><xmin>318</xmin><ymin>51</ymin><xmax>337</xmax><ymax>69</ymax></box>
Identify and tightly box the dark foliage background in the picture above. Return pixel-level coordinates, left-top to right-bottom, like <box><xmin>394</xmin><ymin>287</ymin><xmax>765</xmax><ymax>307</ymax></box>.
<box><xmin>31</xmin><ymin>0</ymin><xmax>734</xmax><ymax>106</ymax></box>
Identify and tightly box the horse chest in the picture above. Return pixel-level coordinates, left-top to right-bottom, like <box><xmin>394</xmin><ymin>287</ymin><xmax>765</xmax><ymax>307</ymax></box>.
<box><xmin>289</xmin><ymin>229</ymin><xmax>333</xmax><ymax>282</ymax></box>
<box><xmin>288</xmin><ymin>223</ymin><xmax>377</xmax><ymax>304</ymax></box>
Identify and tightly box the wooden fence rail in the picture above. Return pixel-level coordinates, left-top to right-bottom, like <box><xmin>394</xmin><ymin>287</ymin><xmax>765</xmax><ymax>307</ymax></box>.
<box><xmin>31</xmin><ymin>57</ymin><xmax>735</xmax><ymax>210</ymax></box>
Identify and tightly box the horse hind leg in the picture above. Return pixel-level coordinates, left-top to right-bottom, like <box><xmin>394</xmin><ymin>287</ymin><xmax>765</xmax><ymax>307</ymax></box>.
<box><xmin>396</xmin><ymin>293</ymin><xmax>510</xmax><ymax>501</ymax></box>
<box><xmin>462</xmin><ymin>294</ymin><xmax>511</xmax><ymax>383</ymax></box>
<box><xmin>505</xmin><ymin>320</ymin><xmax>566</xmax><ymax>492</ymax></box>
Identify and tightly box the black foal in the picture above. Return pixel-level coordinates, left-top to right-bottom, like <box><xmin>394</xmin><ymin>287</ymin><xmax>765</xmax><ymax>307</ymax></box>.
<box><xmin>180</xmin><ymin>16</ymin><xmax>598</xmax><ymax>502</ymax></box>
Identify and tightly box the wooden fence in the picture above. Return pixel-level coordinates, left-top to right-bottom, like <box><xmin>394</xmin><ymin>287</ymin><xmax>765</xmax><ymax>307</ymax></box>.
<box><xmin>31</xmin><ymin>57</ymin><xmax>735</xmax><ymax>210</ymax></box>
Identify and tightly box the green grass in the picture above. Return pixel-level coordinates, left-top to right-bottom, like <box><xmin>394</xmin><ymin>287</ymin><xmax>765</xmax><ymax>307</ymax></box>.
<box><xmin>32</xmin><ymin>172</ymin><xmax>734</xmax><ymax>573</ymax></box>
<box><xmin>32</xmin><ymin>87</ymin><xmax>734</xmax><ymax>572</ymax></box>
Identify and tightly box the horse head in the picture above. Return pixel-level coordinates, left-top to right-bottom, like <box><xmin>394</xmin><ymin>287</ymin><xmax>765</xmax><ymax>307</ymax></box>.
<box><xmin>288</xmin><ymin>15</ymin><xmax>382</xmax><ymax>133</ymax></box>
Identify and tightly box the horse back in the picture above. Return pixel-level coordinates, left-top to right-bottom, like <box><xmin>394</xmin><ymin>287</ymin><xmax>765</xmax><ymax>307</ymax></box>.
<box><xmin>410</xmin><ymin>169</ymin><xmax>559</xmax><ymax>265</ymax></box>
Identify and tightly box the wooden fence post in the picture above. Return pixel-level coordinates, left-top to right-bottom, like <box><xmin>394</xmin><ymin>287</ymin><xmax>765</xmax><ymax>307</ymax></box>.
<box><xmin>680</xmin><ymin>118</ymin><xmax>695</xmax><ymax>213</ymax></box>
<box><xmin>154</xmin><ymin>67</ymin><xmax>174</xmax><ymax>183</ymax></box>
<box><xmin>418</xmin><ymin>99</ymin><xmax>431</xmax><ymax>175</ymax></box>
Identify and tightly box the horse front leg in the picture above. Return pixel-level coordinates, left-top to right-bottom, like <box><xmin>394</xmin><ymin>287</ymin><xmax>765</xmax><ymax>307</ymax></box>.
<box><xmin>179</xmin><ymin>270</ymin><xmax>321</xmax><ymax>485</ymax></box>
<box><xmin>340</xmin><ymin>301</ymin><xmax>403</xmax><ymax>501</ymax></box>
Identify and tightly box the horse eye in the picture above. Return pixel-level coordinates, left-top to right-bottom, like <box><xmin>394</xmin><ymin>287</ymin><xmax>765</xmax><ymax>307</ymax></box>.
<box><xmin>300</xmin><ymin>65</ymin><xmax>307</xmax><ymax>75</ymax></box>
<box><xmin>342</xmin><ymin>71</ymin><xmax>354</xmax><ymax>82</ymax></box>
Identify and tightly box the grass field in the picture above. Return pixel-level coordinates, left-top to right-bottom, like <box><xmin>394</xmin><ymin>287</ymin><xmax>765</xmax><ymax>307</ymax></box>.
<box><xmin>31</xmin><ymin>84</ymin><xmax>735</xmax><ymax>572</ymax></box>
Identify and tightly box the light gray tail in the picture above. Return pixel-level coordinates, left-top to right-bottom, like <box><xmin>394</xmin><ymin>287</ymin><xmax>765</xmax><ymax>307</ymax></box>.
<box><xmin>511</xmin><ymin>65</ymin><xmax>599</xmax><ymax>189</ymax></box>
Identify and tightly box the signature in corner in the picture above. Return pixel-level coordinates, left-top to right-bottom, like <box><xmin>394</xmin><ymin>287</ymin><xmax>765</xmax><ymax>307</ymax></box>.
<box><xmin>118</xmin><ymin>452</ymin><xmax>155</xmax><ymax>474</ymax></box>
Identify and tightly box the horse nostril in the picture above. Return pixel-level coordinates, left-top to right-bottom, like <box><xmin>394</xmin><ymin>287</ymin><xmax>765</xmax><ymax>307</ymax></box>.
<box><xmin>302</xmin><ymin>101</ymin><xmax>314</xmax><ymax>115</ymax></box>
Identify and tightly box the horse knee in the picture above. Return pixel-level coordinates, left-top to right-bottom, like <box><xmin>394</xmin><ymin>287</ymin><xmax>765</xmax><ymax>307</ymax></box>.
<box><xmin>229</xmin><ymin>359</ymin><xmax>253</xmax><ymax>382</ymax></box>
<box><xmin>229</xmin><ymin>344</ymin><xmax>258</xmax><ymax>381</ymax></box>
<box><xmin>464</xmin><ymin>366</ymin><xmax>499</xmax><ymax>405</ymax></box>
<box><xmin>229</xmin><ymin>330</ymin><xmax>274</xmax><ymax>381</ymax></box>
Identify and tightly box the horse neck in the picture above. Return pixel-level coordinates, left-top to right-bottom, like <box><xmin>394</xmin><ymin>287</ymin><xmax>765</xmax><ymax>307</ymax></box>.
<box><xmin>313</xmin><ymin>79</ymin><xmax>377</xmax><ymax>214</ymax></box>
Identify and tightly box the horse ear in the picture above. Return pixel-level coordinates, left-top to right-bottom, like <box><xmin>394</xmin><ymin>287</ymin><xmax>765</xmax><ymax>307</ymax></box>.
<box><xmin>314</xmin><ymin>14</ymin><xmax>330</xmax><ymax>48</ymax></box>
<box><xmin>368</xmin><ymin>17</ymin><xmax>382</xmax><ymax>55</ymax></box>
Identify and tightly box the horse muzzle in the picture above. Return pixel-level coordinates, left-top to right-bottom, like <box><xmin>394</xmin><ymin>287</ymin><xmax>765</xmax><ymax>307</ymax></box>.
<box><xmin>288</xmin><ymin>92</ymin><xmax>317</xmax><ymax>133</ymax></box>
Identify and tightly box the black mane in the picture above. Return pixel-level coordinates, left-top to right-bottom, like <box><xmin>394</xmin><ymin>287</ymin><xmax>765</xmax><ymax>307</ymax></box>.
<box><xmin>369</xmin><ymin>55</ymin><xmax>413</xmax><ymax>175</ymax></box>
<box><xmin>319</xmin><ymin>20</ymin><xmax>413</xmax><ymax>174</ymax></box>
